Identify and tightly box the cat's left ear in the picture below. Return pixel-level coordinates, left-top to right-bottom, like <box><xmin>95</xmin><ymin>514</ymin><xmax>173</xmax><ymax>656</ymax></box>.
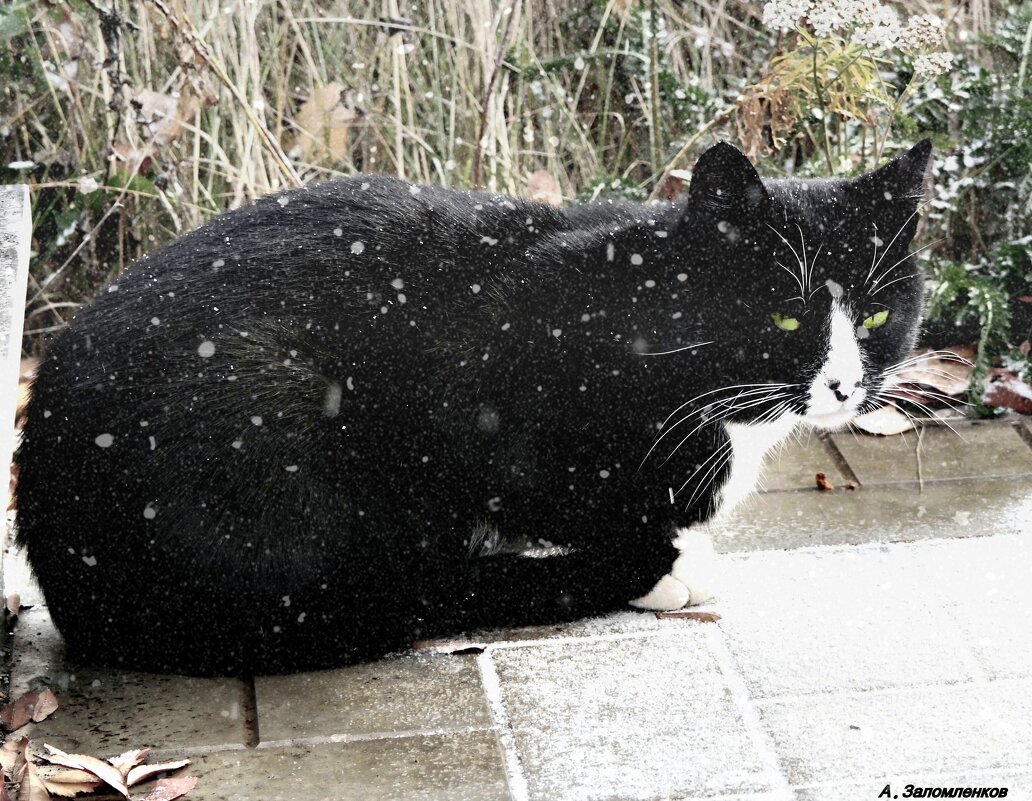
<box><xmin>856</xmin><ymin>138</ymin><xmax>932</xmax><ymax>207</ymax></box>
<box><xmin>687</xmin><ymin>141</ymin><xmax>769</xmax><ymax>220</ymax></box>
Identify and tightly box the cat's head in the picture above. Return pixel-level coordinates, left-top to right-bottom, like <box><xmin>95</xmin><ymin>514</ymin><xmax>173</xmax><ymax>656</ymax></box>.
<box><xmin>676</xmin><ymin>139</ymin><xmax>932</xmax><ymax>431</ymax></box>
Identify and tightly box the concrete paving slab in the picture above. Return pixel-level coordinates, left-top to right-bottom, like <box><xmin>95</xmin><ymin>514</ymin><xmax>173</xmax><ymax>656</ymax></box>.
<box><xmin>710</xmin><ymin>477</ymin><xmax>1032</xmax><ymax>553</ymax></box>
<box><xmin>489</xmin><ymin>633</ymin><xmax>779</xmax><ymax>801</ymax></box>
<box><xmin>949</xmin><ymin>597</ymin><xmax>1032</xmax><ymax>681</ymax></box>
<box><xmin>254</xmin><ymin>653</ymin><xmax>493</xmax><ymax>742</ymax></box>
<box><xmin>756</xmin><ymin>433</ymin><xmax>846</xmax><ymax>491</ymax></box>
<box><xmin>189</xmin><ymin>733</ymin><xmax>511</xmax><ymax>801</ymax></box>
<box><xmin>7</xmin><ymin>607</ymin><xmax>249</xmax><ymax>754</ymax></box>
<box><xmin>759</xmin><ymin>679</ymin><xmax>1032</xmax><ymax>785</ymax></box>
<box><xmin>719</xmin><ymin>598</ymin><xmax>978</xmax><ymax>699</ymax></box>
<box><xmin>829</xmin><ymin>422</ymin><xmax>1032</xmax><ymax>484</ymax></box>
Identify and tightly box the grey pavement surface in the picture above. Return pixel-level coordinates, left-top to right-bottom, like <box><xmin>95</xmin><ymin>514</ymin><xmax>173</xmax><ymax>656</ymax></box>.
<box><xmin>2</xmin><ymin>419</ymin><xmax>1030</xmax><ymax>800</ymax></box>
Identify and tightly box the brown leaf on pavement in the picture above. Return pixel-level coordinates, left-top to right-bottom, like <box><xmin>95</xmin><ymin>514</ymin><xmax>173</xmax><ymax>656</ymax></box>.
<box><xmin>852</xmin><ymin>404</ymin><xmax>916</xmax><ymax>435</ymax></box>
<box><xmin>40</xmin><ymin>747</ymin><xmax>128</xmax><ymax>800</ymax></box>
<box><xmin>17</xmin><ymin>741</ymin><xmax>49</xmax><ymax>801</ymax></box>
<box><xmin>30</xmin><ymin>691</ymin><xmax>58</xmax><ymax>724</ymax></box>
<box><xmin>983</xmin><ymin>369</ymin><xmax>1032</xmax><ymax>415</ymax></box>
<box><xmin>1</xmin><ymin>692</ymin><xmax>41</xmax><ymax>732</ymax></box>
<box><xmin>815</xmin><ymin>471</ymin><xmax>834</xmax><ymax>491</ymax></box>
<box><xmin>126</xmin><ymin>760</ymin><xmax>191</xmax><ymax>787</ymax></box>
<box><xmin>108</xmin><ymin>750</ymin><xmax>151</xmax><ymax>780</ymax></box>
<box><xmin>40</xmin><ymin>775</ymin><xmax>100</xmax><ymax>798</ymax></box>
<box><xmin>138</xmin><ymin>776</ymin><xmax>197</xmax><ymax>801</ymax></box>
<box><xmin>0</xmin><ymin>736</ymin><xmax>28</xmax><ymax>781</ymax></box>
<box><xmin>893</xmin><ymin>345</ymin><xmax>974</xmax><ymax>399</ymax></box>
<box><xmin>5</xmin><ymin>593</ymin><xmax>20</xmax><ymax>624</ymax></box>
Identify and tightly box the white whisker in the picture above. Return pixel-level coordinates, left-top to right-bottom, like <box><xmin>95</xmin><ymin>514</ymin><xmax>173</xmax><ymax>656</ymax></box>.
<box><xmin>867</xmin><ymin>202</ymin><xmax>925</xmax><ymax>282</ymax></box>
<box><xmin>871</xmin><ymin>238</ymin><xmax>944</xmax><ymax>291</ymax></box>
<box><xmin>870</xmin><ymin>273</ymin><xmax>917</xmax><ymax>296</ymax></box>
<box><xmin>635</xmin><ymin>341</ymin><xmax>715</xmax><ymax>357</ymax></box>
<box><xmin>641</xmin><ymin>385</ymin><xmax>796</xmax><ymax>469</ymax></box>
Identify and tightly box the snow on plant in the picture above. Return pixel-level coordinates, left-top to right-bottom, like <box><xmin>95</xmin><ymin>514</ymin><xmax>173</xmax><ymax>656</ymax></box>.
<box><xmin>738</xmin><ymin>0</ymin><xmax>953</xmax><ymax>171</ymax></box>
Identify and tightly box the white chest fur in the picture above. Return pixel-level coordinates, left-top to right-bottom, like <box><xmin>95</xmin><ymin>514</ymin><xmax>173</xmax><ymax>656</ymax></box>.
<box><xmin>710</xmin><ymin>415</ymin><xmax>799</xmax><ymax>524</ymax></box>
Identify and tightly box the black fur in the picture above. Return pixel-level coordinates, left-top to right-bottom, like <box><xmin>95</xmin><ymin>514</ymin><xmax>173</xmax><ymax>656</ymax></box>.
<box><xmin>15</xmin><ymin>141</ymin><xmax>931</xmax><ymax>675</ymax></box>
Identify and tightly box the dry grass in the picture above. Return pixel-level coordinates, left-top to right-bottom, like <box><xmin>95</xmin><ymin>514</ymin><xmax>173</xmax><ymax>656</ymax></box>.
<box><xmin>0</xmin><ymin>0</ymin><xmax>1011</xmax><ymax>351</ymax></box>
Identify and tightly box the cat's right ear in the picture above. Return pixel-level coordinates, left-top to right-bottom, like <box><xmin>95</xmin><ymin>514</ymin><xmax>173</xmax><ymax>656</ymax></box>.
<box><xmin>687</xmin><ymin>142</ymin><xmax>769</xmax><ymax>219</ymax></box>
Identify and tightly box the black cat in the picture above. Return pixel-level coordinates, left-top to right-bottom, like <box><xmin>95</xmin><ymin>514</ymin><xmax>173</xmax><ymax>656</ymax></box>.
<box><xmin>15</xmin><ymin>140</ymin><xmax>931</xmax><ymax>675</ymax></box>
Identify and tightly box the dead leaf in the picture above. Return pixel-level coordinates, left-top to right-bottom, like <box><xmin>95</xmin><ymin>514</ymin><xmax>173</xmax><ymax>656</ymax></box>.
<box><xmin>852</xmin><ymin>404</ymin><xmax>916</xmax><ymax>435</ymax></box>
<box><xmin>891</xmin><ymin>345</ymin><xmax>974</xmax><ymax>407</ymax></box>
<box><xmin>293</xmin><ymin>83</ymin><xmax>357</xmax><ymax>163</ymax></box>
<box><xmin>138</xmin><ymin>776</ymin><xmax>197</xmax><ymax>801</ymax></box>
<box><xmin>108</xmin><ymin>749</ymin><xmax>150</xmax><ymax>780</ymax></box>
<box><xmin>654</xmin><ymin>610</ymin><xmax>722</xmax><ymax>622</ymax></box>
<box><xmin>1</xmin><ymin>737</ymin><xmax>28</xmax><ymax>781</ymax></box>
<box><xmin>40</xmin><ymin>777</ymin><xmax>98</xmax><ymax>798</ymax></box>
<box><xmin>40</xmin><ymin>747</ymin><xmax>127</xmax><ymax>800</ymax></box>
<box><xmin>30</xmin><ymin>690</ymin><xmax>58</xmax><ymax>724</ymax></box>
<box><xmin>17</xmin><ymin>766</ymin><xmax>49</xmax><ymax>801</ymax></box>
<box><xmin>815</xmin><ymin>471</ymin><xmax>834</xmax><ymax>491</ymax></box>
<box><xmin>983</xmin><ymin>369</ymin><xmax>1032</xmax><ymax>415</ymax></box>
<box><xmin>1</xmin><ymin>692</ymin><xmax>41</xmax><ymax>732</ymax></box>
<box><xmin>17</xmin><ymin>741</ymin><xmax>48</xmax><ymax>801</ymax></box>
<box><xmin>5</xmin><ymin>593</ymin><xmax>20</xmax><ymax>623</ymax></box>
<box><xmin>126</xmin><ymin>760</ymin><xmax>190</xmax><ymax>787</ymax></box>
<box><xmin>525</xmin><ymin>170</ymin><xmax>562</xmax><ymax>206</ymax></box>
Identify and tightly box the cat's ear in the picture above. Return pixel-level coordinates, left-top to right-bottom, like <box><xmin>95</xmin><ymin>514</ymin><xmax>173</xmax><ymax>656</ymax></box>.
<box><xmin>687</xmin><ymin>142</ymin><xmax>768</xmax><ymax>218</ymax></box>
<box><xmin>858</xmin><ymin>138</ymin><xmax>932</xmax><ymax>205</ymax></box>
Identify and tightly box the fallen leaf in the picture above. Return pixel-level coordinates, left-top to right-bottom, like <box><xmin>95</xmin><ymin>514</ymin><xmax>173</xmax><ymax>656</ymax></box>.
<box><xmin>852</xmin><ymin>404</ymin><xmax>916</xmax><ymax>435</ymax></box>
<box><xmin>17</xmin><ymin>767</ymin><xmax>49</xmax><ymax>801</ymax></box>
<box><xmin>108</xmin><ymin>749</ymin><xmax>150</xmax><ymax>780</ymax></box>
<box><xmin>1</xmin><ymin>692</ymin><xmax>41</xmax><ymax>732</ymax></box>
<box><xmin>0</xmin><ymin>737</ymin><xmax>28</xmax><ymax>781</ymax></box>
<box><xmin>293</xmin><ymin>83</ymin><xmax>357</xmax><ymax>163</ymax></box>
<box><xmin>40</xmin><ymin>746</ymin><xmax>127</xmax><ymax>799</ymax></box>
<box><xmin>654</xmin><ymin>610</ymin><xmax>722</xmax><ymax>622</ymax></box>
<box><xmin>126</xmin><ymin>760</ymin><xmax>190</xmax><ymax>787</ymax></box>
<box><xmin>138</xmin><ymin>776</ymin><xmax>197</xmax><ymax>801</ymax></box>
<box><xmin>983</xmin><ymin>369</ymin><xmax>1032</xmax><ymax>415</ymax></box>
<box><xmin>5</xmin><ymin>594</ymin><xmax>20</xmax><ymax>622</ymax></box>
<box><xmin>893</xmin><ymin>346</ymin><xmax>974</xmax><ymax>399</ymax></box>
<box><xmin>525</xmin><ymin>170</ymin><xmax>562</xmax><ymax>206</ymax></box>
<box><xmin>30</xmin><ymin>690</ymin><xmax>58</xmax><ymax>724</ymax></box>
<box><xmin>815</xmin><ymin>471</ymin><xmax>834</xmax><ymax>491</ymax></box>
<box><xmin>40</xmin><ymin>777</ymin><xmax>99</xmax><ymax>798</ymax></box>
<box><xmin>17</xmin><ymin>741</ymin><xmax>48</xmax><ymax>801</ymax></box>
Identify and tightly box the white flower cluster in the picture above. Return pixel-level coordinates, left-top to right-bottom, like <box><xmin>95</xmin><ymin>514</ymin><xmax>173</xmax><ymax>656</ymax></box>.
<box><xmin>761</xmin><ymin>0</ymin><xmax>952</xmax><ymax>72</ymax></box>
<box><xmin>852</xmin><ymin>4</ymin><xmax>901</xmax><ymax>48</ymax></box>
<box><xmin>762</xmin><ymin>0</ymin><xmax>813</xmax><ymax>32</ymax></box>
<box><xmin>898</xmin><ymin>14</ymin><xmax>946</xmax><ymax>51</ymax></box>
<box><xmin>913</xmin><ymin>52</ymin><xmax>954</xmax><ymax>77</ymax></box>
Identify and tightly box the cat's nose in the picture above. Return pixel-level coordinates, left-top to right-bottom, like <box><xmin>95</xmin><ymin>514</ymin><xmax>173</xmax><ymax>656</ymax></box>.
<box><xmin>827</xmin><ymin>379</ymin><xmax>861</xmax><ymax>403</ymax></box>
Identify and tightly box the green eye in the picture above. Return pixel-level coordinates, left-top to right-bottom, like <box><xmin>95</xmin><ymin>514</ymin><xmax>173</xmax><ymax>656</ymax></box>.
<box><xmin>771</xmin><ymin>312</ymin><xmax>800</xmax><ymax>331</ymax></box>
<box><xmin>863</xmin><ymin>309</ymin><xmax>890</xmax><ymax>329</ymax></box>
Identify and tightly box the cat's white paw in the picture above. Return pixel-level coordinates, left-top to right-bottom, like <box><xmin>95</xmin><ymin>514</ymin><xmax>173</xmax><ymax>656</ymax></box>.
<box><xmin>670</xmin><ymin>528</ymin><xmax>719</xmax><ymax>605</ymax></box>
<box><xmin>628</xmin><ymin>530</ymin><xmax>719</xmax><ymax>611</ymax></box>
<box><xmin>629</xmin><ymin>574</ymin><xmax>690</xmax><ymax>611</ymax></box>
